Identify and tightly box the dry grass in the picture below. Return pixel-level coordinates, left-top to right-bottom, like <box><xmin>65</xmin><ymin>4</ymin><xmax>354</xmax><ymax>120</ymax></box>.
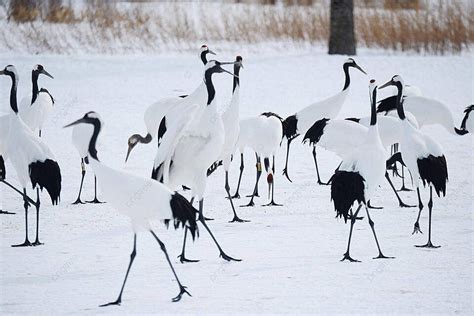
<box><xmin>4</xmin><ymin>1</ymin><xmax>472</xmax><ymax>54</ymax></box>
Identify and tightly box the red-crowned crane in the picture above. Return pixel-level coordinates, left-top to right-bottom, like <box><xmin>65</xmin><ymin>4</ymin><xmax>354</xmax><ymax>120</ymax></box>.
<box><xmin>0</xmin><ymin>65</ymin><xmax>61</xmax><ymax>246</ymax></box>
<box><xmin>281</xmin><ymin>58</ymin><xmax>366</xmax><ymax>183</ymax></box>
<box><xmin>329</xmin><ymin>79</ymin><xmax>393</xmax><ymax>262</ymax></box>
<box><xmin>380</xmin><ymin>75</ymin><xmax>448</xmax><ymax>248</ymax></box>
<box><xmin>65</xmin><ymin>112</ymin><xmax>198</xmax><ymax>306</ymax></box>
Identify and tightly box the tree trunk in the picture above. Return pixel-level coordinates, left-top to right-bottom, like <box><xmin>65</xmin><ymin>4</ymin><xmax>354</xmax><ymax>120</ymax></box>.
<box><xmin>328</xmin><ymin>0</ymin><xmax>356</xmax><ymax>55</ymax></box>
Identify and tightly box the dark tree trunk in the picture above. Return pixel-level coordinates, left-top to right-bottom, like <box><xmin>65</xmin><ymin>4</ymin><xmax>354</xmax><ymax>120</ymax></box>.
<box><xmin>328</xmin><ymin>0</ymin><xmax>356</xmax><ymax>55</ymax></box>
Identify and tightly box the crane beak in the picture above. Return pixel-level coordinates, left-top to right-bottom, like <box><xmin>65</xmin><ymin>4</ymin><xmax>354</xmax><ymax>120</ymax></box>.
<box><xmin>220</xmin><ymin>66</ymin><xmax>239</xmax><ymax>78</ymax></box>
<box><xmin>64</xmin><ymin>118</ymin><xmax>86</xmax><ymax>128</ymax></box>
<box><xmin>41</xmin><ymin>69</ymin><xmax>54</xmax><ymax>79</ymax></box>
<box><xmin>125</xmin><ymin>145</ymin><xmax>134</xmax><ymax>163</ymax></box>
<box><xmin>379</xmin><ymin>80</ymin><xmax>393</xmax><ymax>89</ymax></box>
<box><xmin>355</xmin><ymin>64</ymin><xmax>367</xmax><ymax>75</ymax></box>
<box><xmin>208</xmin><ymin>50</ymin><xmax>216</xmax><ymax>55</ymax></box>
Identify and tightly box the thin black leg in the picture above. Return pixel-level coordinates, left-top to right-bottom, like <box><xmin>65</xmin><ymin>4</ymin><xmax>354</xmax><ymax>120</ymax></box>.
<box><xmin>100</xmin><ymin>234</ymin><xmax>137</xmax><ymax>307</ymax></box>
<box><xmin>242</xmin><ymin>156</ymin><xmax>261</xmax><ymax>207</ymax></box>
<box><xmin>412</xmin><ymin>188</ymin><xmax>424</xmax><ymax>234</ymax></box>
<box><xmin>87</xmin><ymin>176</ymin><xmax>104</xmax><ymax>204</ymax></box>
<box><xmin>263</xmin><ymin>155</ymin><xmax>282</xmax><ymax>206</ymax></box>
<box><xmin>227</xmin><ymin>171</ymin><xmax>249</xmax><ymax>222</ymax></box>
<box><xmin>231</xmin><ymin>153</ymin><xmax>244</xmax><ymax>199</ymax></box>
<box><xmin>72</xmin><ymin>158</ymin><xmax>86</xmax><ymax>205</ymax></box>
<box><xmin>416</xmin><ymin>186</ymin><xmax>440</xmax><ymax>248</ymax></box>
<box><xmin>365</xmin><ymin>205</ymin><xmax>394</xmax><ymax>259</ymax></box>
<box><xmin>398</xmin><ymin>165</ymin><xmax>413</xmax><ymax>192</ymax></box>
<box><xmin>150</xmin><ymin>230</ymin><xmax>191</xmax><ymax>302</ymax></box>
<box><xmin>198</xmin><ymin>199</ymin><xmax>241</xmax><ymax>261</ymax></box>
<box><xmin>282</xmin><ymin>137</ymin><xmax>294</xmax><ymax>182</ymax></box>
<box><xmin>32</xmin><ymin>188</ymin><xmax>43</xmax><ymax>246</ymax></box>
<box><xmin>12</xmin><ymin>188</ymin><xmax>32</xmax><ymax>247</ymax></box>
<box><xmin>385</xmin><ymin>172</ymin><xmax>416</xmax><ymax>208</ymax></box>
<box><xmin>39</xmin><ymin>130</ymin><xmax>42</xmax><ymax>138</ymax></box>
<box><xmin>246</xmin><ymin>153</ymin><xmax>261</xmax><ymax>198</ymax></box>
<box><xmin>341</xmin><ymin>205</ymin><xmax>362</xmax><ymax>262</ymax></box>
<box><xmin>313</xmin><ymin>146</ymin><xmax>329</xmax><ymax>185</ymax></box>
<box><xmin>177</xmin><ymin>227</ymin><xmax>199</xmax><ymax>263</ymax></box>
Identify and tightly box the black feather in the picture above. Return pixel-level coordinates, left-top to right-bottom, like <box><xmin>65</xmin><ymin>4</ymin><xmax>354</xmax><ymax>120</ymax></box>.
<box><xmin>29</xmin><ymin>159</ymin><xmax>61</xmax><ymax>205</ymax></box>
<box><xmin>0</xmin><ymin>155</ymin><xmax>5</xmax><ymax>180</ymax></box>
<box><xmin>460</xmin><ymin>104</ymin><xmax>473</xmax><ymax>130</ymax></box>
<box><xmin>157</xmin><ymin>116</ymin><xmax>167</xmax><ymax>142</ymax></box>
<box><xmin>207</xmin><ymin>160</ymin><xmax>222</xmax><ymax>177</ymax></box>
<box><xmin>282</xmin><ymin>114</ymin><xmax>299</xmax><ymax>141</ymax></box>
<box><xmin>330</xmin><ymin>171</ymin><xmax>365</xmax><ymax>223</ymax></box>
<box><xmin>417</xmin><ymin>155</ymin><xmax>448</xmax><ymax>197</ymax></box>
<box><xmin>166</xmin><ymin>193</ymin><xmax>199</xmax><ymax>240</ymax></box>
<box><xmin>345</xmin><ymin>117</ymin><xmax>360</xmax><ymax>123</ymax></box>
<box><xmin>376</xmin><ymin>95</ymin><xmax>397</xmax><ymax>114</ymax></box>
<box><xmin>303</xmin><ymin>118</ymin><xmax>329</xmax><ymax>146</ymax></box>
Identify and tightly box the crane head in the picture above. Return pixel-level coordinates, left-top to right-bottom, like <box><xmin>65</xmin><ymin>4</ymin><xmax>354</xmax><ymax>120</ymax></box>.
<box><xmin>0</xmin><ymin>65</ymin><xmax>18</xmax><ymax>80</ymax></box>
<box><xmin>34</xmin><ymin>64</ymin><xmax>54</xmax><ymax>79</ymax></box>
<box><xmin>345</xmin><ymin>58</ymin><xmax>367</xmax><ymax>75</ymax></box>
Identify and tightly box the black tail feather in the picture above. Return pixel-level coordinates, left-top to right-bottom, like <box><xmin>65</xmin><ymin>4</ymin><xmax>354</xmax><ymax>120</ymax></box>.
<box><xmin>417</xmin><ymin>155</ymin><xmax>448</xmax><ymax>197</ymax></box>
<box><xmin>376</xmin><ymin>95</ymin><xmax>397</xmax><ymax>114</ymax></box>
<box><xmin>330</xmin><ymin>171</ymin><xmax>365</xmax><ymax>223</ymax></box>
<box><xmin>459</xmin><ymin>104</ymin><xmax>473</xmax><ymax>132</ymax></box>
<box><xmin>303</xmin><ymin>118</ymin><xmax>329</xmax><ymax>146</ymax></box>
<box><xmin>282</xmin><ymin>114</ymin><xmax>298</xmax><ymax>141</ymax></box>
<box><xmin>167</xmin><ymin>193</ymin><xmax>199</xmax><ymax>240</ymax></box>
<box><xmin>207</xmin><ymin>160</ymin><xmax>222</xmax><ymax>177</ymax></box>
<box><xmin>29</xmin><ymin>159</ymin><xmax>62</xmax><ymax>205</ymax></box>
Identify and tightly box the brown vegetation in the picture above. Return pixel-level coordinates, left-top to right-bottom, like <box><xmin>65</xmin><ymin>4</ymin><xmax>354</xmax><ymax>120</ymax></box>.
<box><xmin>4</xmin><ymin>0</ymin><xmax>472</xmax><ymax>55</ymax></box>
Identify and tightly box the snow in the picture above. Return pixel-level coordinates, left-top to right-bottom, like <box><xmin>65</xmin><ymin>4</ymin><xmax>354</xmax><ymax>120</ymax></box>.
<box><xmin>0</xmin><ymin>51</ymin><xmax>472</xmax><ymax>314</ymax></box>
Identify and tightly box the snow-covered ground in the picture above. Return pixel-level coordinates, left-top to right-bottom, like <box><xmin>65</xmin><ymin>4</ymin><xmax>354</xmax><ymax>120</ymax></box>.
<box><xmin>0</xmin><ymin>50</ymin><xmax>472</xmax><ymax>314</ymax></box>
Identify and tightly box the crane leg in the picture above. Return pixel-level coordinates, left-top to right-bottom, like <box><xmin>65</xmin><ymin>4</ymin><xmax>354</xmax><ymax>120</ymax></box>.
<box><xmin>87</xmin><ymin>176</ymin><xmax>105</xmax><ymax>204</ymax></box>
<box><xmin>150</xmin><ymin>230</ymin><xmax>191</xmax><ymax>302</ymax></box>
<box><xmin>416</xmin><ymin>186</ymin><xmax>440</xmax><ymax>248</ymax></box>
<box><xmin>397</xmin><ymin>165</ymin><xmax>413</xmax><ymax>191</ymax></box>
<box><xmin>242</xmin><ymin>156</ymin><xmax>262</xmax><ymax>207</ymax></box>
<box><xmin>365</xmin><ymin>204</ymin><xmax>394</xmax><ymax>259</ymax></box>
<box><xmin>32</xmin><ymin>188</ymin><xmax>43</xmax><ymax>246</ymax></box>
<box><xmin>385</xmin><ymin>172</ymin><xmax>416</xmax><ymax>208</ymax></box>
<box><xmin>263</xmin><ymin>155</ymin><xmax>282</xmax><ymax>206</ymax></box>
<box><xmin>246</xmin><ymin>153</ymin><xmax>261</xmax><ymax>197</ymax></box>
<box><xmin>227</xmin><ymin>171</ymin><xmax>249</xmax><ymax>222</ymax></box>
<box><xmin>231</xmin><ymin>153</ymin><xmax>244</xmax><ymax>199</ymax></box>
<box><xmin>198</xmin><ymin>199</ymin><xmax>241</xmax><ymax>262</ymax></box>
<box><xmin>177</xmin><ymin>227</ymin><xmax>199</xmax><ymax>263</ymax></box>
<box><xmin>12</xmin><ymin>188</ymin><xmax>32</xmax><ymax>247</ymax></box>
<box><xmin>72</xmin><ymin>159</ymin><xmax>86</xmax><ymax>205</ymax></box>
<box><xmin>282</xmin><ymin>137</ymin><xmax>294</xmax><ymax>182</ymax></box>
<box><xmin>412</xmin><ymin>188</ymin><xmax>424</xmax><ymax>234</ymax></box>
<box><xmin>341</xmin><ymin>204</ymin><xmax>362</xmax><ymax>262</ymax></box>
<box><xmin>100</xmin><ymin>234</ymin><xmax>137</xmax><ymax>307</ymax></box>
<box><xmin>39</xmin><ymin>130</ymin><xmax>42</xmax><ymax>138</ymax></box>
<box><xmin>313</xmin><ymin>147</ymin><xmax>329</xmax><ymax>185</ymax></box>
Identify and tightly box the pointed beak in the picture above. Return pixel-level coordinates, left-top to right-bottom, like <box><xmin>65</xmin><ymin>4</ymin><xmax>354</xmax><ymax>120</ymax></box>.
<box><xmin>355</xmin><ymin>64</ymin><xmax>367</xmax><ymax>75</ymax></box>
<box><xmin>379</xmin><ymin>80</ymin><xmax>393</xmax><ymax>89</ymax></box>
<box><xmin>238</xmin><ymin>61</ymin><xmax>244</xmax><ymax>69</ymax></box>
<box><xmin>64</xmin><ymin>118</ymin><xmax>86</xmax><ymax>128</ymax></box>
<box><xmin>125</xmin><ymin>145</ymin><xmax>134</xmax><ymax>163</ymax></box>
<box><xmin>41</xmin><ymin>69</ymin><xmax>54</xmax><ymax>79</ymax></box>
<box><xmin>208</xmin><ymin>50</ymin><xmax>216</xmax><ymax>55</ymax></box>
<box><xmin>220</xmin><ymin>66</ymin><xmax>239</xmax><ymax>78</ymax></box>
